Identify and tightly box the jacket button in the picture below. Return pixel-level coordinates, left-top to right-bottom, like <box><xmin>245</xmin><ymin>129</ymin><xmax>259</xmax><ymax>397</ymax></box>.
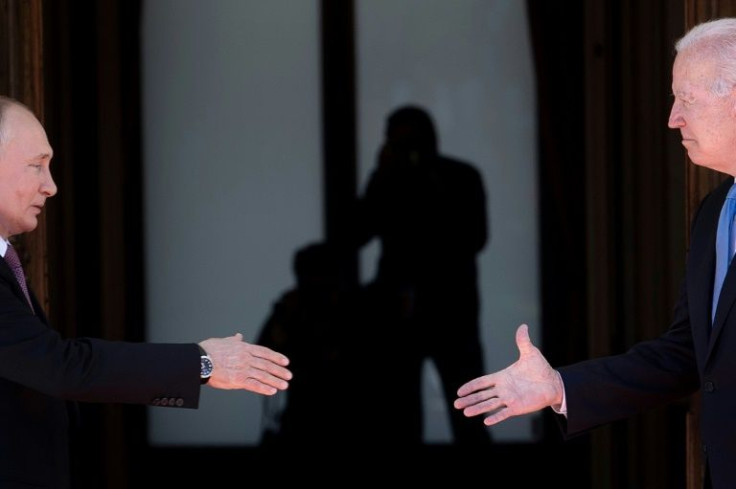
<box><xmin>175</xmin><ymin>398</ymin><xmax>184</xmax><ymax>407</ymax></box>
<box><xmin>160</xmin><ymin>398</ymin><xmax>169</xmax><ymax>406</ymax></box>
<box><xmin>151</xmin><ymin>398</ymin><xmax>161</xmax><ymax>406</ymax></box>
<box><xmin>704</xmin><ymin>381</ymin><xmax>715</xmax><ymax>392</ymax></box>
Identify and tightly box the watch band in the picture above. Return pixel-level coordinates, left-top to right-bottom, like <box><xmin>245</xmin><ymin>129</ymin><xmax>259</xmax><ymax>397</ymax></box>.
<box><xmin>198</xmin><ymin>345</ymin><xmax>213</xmax><ymax>384</ymax></box>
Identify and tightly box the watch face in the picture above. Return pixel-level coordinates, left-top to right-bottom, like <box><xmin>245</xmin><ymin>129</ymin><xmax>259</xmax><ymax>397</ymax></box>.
<box><xmin>200</xmin><ymin>355</ymin><xmax>214</xmax><ymax>378</ymax></box>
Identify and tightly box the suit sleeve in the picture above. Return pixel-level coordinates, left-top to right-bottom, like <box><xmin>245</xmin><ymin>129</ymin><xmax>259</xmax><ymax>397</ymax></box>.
<box><xmin>558</xmin><ymin>276</ymin><xmax>699</xmax><ymax>436</ymax></box>
<box><xmin>0</xmin><ymin>271</ymin><xmax>201</xmax><ymax>408</ymax></box>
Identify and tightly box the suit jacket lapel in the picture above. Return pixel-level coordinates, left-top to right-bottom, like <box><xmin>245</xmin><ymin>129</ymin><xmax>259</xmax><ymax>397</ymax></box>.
<box><xmin>690</xmin><ymin>220</ymin><xmax>716</xmax><ymax>362</ymax></box>
<box><xmin>695</xmin><ymin>178</ymin><xmax>736</xmax><ymax>360</ymax></box>
<box><xmin>713</xmin><ymin>264</ymin><xmax>736</xmax><ymax>340</ymax></box>
<box><xmin>0</xmin><ymin>255</ymin><xmax>37</xmax><ymax>316</ymax></box>
<box><xmin>687</xmin><ymin>179</ymin><xmax>736</xmax><ymax>364</ymax></box>
<box><xmin>28</xmin><ymin>288</ymin><xmax>47</xmax><ymax>323</ymax></box>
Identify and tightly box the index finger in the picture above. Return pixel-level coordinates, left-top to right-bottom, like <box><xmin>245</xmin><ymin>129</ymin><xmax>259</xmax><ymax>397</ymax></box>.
<box><xmin>248</xmin><ymin>343</ymin><xmax>290</xmax><ymax>366</ymax></box>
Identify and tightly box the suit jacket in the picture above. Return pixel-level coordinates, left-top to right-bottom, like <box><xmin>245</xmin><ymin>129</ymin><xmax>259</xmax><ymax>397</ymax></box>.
<box><xmin>0</xmin><ymin>255</ymin><xmax>202</xmax><ymax>488</ymax></box>
<box><xmin>559</xmin><ymin>176</ymin><xmax>736</xmax><ymax>488</ymax></box>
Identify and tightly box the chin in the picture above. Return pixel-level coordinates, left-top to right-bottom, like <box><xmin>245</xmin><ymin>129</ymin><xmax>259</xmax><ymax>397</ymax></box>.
<box><xmin>20</xmin><ymin>219</ymin><xmax>38</xmax><ymax>234</ymax></box>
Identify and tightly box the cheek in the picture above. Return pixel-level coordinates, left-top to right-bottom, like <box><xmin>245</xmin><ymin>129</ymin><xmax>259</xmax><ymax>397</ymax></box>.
<box><xmin>713</xmin><ymin>115</ymin><xmax>736</xmax><ymax>145</ymax></box>
<box><xmin>697</xmin><ymin>112</ymin><xmax>730</xmax><ymax>142</ymax></box>
<box><xmin>11</xmin><ymin>181</ymin><xmax>36</xmax><ymax>207</ymax></box>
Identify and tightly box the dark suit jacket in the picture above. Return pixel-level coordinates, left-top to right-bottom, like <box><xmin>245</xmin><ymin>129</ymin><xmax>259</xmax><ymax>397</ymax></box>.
<box><xmin>0</xmin><ymin>255</ymin><xmax>201</xmax><ymax>488</ymax></box>
<box><xmin>558</xmin><ymin>177</ymin><xmax>736</xmax><ymax>488</ymax></box>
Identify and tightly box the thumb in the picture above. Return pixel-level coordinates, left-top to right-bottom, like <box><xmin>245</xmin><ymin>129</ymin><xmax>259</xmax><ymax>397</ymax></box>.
<box><xmin>515</xmin><ymin>323</ymin><xmax>535</xmax><ymax>357</ymax></box>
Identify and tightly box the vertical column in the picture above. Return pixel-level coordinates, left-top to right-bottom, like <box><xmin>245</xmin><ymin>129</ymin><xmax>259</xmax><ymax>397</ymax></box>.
<box><xmin>321</xmin><ymin>0</ymin><xmax>357</xmax><ymax>284</ymax></box>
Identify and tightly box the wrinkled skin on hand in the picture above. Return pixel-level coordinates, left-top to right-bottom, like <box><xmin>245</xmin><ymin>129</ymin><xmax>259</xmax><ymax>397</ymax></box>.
<box><xmin>200</xmin><ymin>333</ymin><xmax>292</xmax><ymax>395</ymax></box>
<box><xmin>454</xmin><ymin>324</ymin><xmax>563</xmax><ymax>426</ymax></box>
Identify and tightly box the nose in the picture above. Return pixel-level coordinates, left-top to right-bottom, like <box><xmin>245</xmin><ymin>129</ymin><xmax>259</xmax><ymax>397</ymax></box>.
<box><xmin>41</xmin><ymin>169</ymin><xmax>57</xmax><ymax>197</ymax></box>
<box><xmin>668</xmin><ymin>101</ymin><xmax>684</xmax><ymax>129</ymax></box>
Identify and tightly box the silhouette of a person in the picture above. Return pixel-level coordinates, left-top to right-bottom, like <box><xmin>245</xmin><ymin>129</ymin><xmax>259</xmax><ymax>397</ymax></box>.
<box><xmin>257</xmin><ymin>240</ymin><xmax>416</xmax><ymax>468</ymax></box>
<box><xmin>356</xmin><ymin>105</ymin><xmax>492</xmax><ymax>446</ymax></box>
<box><xmin>256</xmin><ymin>241</ymin><xmax>354</xmax><ymax>447</ymax></box>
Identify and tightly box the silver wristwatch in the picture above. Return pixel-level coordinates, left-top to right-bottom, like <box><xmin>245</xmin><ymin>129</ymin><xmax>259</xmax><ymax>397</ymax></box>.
<box><xmin>198</xmin><ymin>346</ymin><xmax>213</xmax><ymax>384</ymax></box>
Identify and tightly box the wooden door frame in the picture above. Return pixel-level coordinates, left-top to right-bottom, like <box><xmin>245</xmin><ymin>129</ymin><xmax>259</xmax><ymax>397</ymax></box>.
<box><xmin>0</xmin><ymin>0</ymin><xmax>48</xmax><ymax>311</ymax></box>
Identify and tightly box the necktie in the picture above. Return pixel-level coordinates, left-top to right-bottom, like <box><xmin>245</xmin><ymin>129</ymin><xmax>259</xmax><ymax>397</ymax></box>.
<box><xmin>712</xmin><ymin>183</ymin><xmax>736</xmax><ymax>322</ymax></box>
<box><xmin>4</xmin><ymin>244</ymin><xmax>34</xmax><ymax>313</ymax></box>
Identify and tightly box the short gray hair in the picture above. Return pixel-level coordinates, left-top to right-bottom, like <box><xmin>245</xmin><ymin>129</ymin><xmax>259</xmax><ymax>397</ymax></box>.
<box><xmin>0</xmin><ymin>97</ymin><xmax>14</xmax><ymax>149</ymax></box>
<box><xmin>676</xmin><ymin>18</ymin><xmax>736</xmax><ymax>96</ymax></box>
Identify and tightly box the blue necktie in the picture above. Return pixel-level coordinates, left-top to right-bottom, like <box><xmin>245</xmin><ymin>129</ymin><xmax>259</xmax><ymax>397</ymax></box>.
<box><xmin>712</xmin><ymin>182</ymin><xmax>736</xmax><ymax>322</ymax></box>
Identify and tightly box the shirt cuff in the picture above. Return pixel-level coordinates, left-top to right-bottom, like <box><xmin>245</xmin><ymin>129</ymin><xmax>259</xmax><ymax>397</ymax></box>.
<box><xmin>550</xmin><ymin>371</ymin><xmax>567</xmax><ymax>417</ymax></box>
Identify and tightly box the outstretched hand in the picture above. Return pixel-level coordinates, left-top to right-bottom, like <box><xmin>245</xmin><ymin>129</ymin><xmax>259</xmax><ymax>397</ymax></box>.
<box><xmin>200</xmin><ymin>333</ymin><xmax>292</xmax><ymax>395</ymax></box>
<box><xmin>453</xmin><ymin>324</ymin><xmax>563</xmax><ymax>426</ymax></box>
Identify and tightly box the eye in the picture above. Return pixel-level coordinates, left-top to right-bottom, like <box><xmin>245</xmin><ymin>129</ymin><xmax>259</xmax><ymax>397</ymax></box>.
<box><xmin>672</xmin><ymin>91</ymin><xmax>694</xmax><ymax>106</ymax></box>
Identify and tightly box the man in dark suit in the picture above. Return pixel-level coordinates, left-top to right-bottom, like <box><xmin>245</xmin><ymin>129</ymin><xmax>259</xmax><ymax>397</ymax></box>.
<box><xmin>0</xmin><ymin>96</ymin><xmax>292</xmax><ymax>488</ymax></box>
<box><xmin>356</xmin><ymin>105</ymin><xmax>491</xmax><ymax>446</ymax></box>
<box><xmin>453</xmin><ymin>17</ymin><xmax>736</xmax><ymax>489</ymax></box>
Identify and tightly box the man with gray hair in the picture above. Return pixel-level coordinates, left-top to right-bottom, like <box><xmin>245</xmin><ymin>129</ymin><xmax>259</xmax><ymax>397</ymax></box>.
<box><xmin>454</xmin><ymin>17</ymin><xmax>736</xmax><ymax>489</ymax></box>
<box><xmin>0</xmin><ymin>96</ymin><xmax>292</xmax><ymax>488</ymax></box>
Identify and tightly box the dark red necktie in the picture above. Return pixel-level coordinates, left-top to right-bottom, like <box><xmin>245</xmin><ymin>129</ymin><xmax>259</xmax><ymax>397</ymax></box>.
<box><xmin>4</xmin><ymin>244</ymin><xmax>34</xmax><ymax>313</ymax></box>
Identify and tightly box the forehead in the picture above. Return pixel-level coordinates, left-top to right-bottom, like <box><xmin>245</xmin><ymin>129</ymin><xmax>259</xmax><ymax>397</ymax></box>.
<box><xmin>672</xmin><ymin>50</ymin><xmax>717</xmax><ymax>91</ymax></box>
<box><xmin>1</xmin><ymin>106</ymin><xmax>52</xmax><ymax>157</ymax></box>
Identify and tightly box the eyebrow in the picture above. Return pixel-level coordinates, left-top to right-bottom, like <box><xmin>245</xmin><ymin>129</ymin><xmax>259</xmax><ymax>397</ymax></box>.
<box><xmin>673</xmin><ymin>89</ymin><xmax>694</xmax><ymax>99</ymax></box>
<box><xmin>32</xmin><ymin>152</ymin><xmax>53</xmax><ymax>161</ymax></box>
